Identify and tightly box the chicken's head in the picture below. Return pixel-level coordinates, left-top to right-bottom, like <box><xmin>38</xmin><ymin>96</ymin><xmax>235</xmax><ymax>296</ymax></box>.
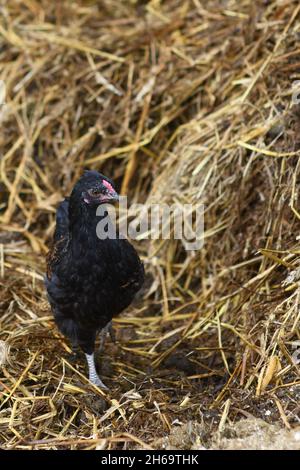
<box><xmin>71</xmin><ymin>170</ymin><xmax>119</xmax><ymax>206</ymax></box>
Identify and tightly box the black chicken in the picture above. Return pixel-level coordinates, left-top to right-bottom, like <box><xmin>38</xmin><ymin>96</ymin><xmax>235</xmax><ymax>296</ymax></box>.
<box><xmin>45</xmin><ymin>170</ymin><xmax>144</xmax><ymax>389</ymax></box>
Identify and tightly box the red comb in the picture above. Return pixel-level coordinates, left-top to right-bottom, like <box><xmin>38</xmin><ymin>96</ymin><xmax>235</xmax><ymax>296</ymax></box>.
<box><xmin>103</xmin><ymin>180</ymin><xmax>114</xmax><ymax>192</ymax></box>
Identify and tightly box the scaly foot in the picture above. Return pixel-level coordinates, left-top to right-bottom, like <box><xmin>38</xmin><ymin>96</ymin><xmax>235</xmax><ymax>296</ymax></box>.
<box><xmin>85</xmin><ymin>352</ymin><xmax>108</xmax><ymax>390</ymax></box>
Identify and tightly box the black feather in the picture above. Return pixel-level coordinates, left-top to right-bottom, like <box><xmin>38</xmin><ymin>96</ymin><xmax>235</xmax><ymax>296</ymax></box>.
<box><xmin>53</xmin><ymin>198</ymin><xmax>69</xmax><ymax>241</ymax></box>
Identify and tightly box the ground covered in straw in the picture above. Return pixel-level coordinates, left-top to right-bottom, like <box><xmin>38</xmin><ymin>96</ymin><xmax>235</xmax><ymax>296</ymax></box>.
<box><xmin>1</xmin><ymin>0</ymin><xmax>300</xmax><ymax>450</ymax></box>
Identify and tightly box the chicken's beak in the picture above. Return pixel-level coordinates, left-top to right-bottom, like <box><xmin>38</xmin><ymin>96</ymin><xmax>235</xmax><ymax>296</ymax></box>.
<box><xmin>102</xmin><ymin>189</ymin><xmax>119</xmax><ymax>203</ymax></box>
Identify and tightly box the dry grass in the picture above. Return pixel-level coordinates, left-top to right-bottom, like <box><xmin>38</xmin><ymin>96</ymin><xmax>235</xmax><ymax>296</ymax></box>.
<box><xmin>1</xmin><ymin>0</ymin><xmax>300</xmax><ymax>450</ymax></box>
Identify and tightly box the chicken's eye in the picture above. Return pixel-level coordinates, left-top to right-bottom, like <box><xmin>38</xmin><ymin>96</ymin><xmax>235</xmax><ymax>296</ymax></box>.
<box><xmin>88</xmin><ymin>188</ymin><xmax>102</xmax><ymax>197</ymax></box>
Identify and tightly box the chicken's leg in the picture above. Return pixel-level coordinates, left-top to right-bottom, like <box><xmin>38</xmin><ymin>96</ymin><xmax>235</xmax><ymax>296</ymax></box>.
<box><xmin>85</xmin><ymin>352</ymin><xmax>108</xmax><ymax>390</ymax></box>
<box><xmin>67</xmin><ymin>343</ymin><xmax>81</xmax><ymax>363</ymax></box>
<box><xmin>98</xmin><ymin>321</ymin><xmax>115</xmax><ymax>353</ymax></box>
